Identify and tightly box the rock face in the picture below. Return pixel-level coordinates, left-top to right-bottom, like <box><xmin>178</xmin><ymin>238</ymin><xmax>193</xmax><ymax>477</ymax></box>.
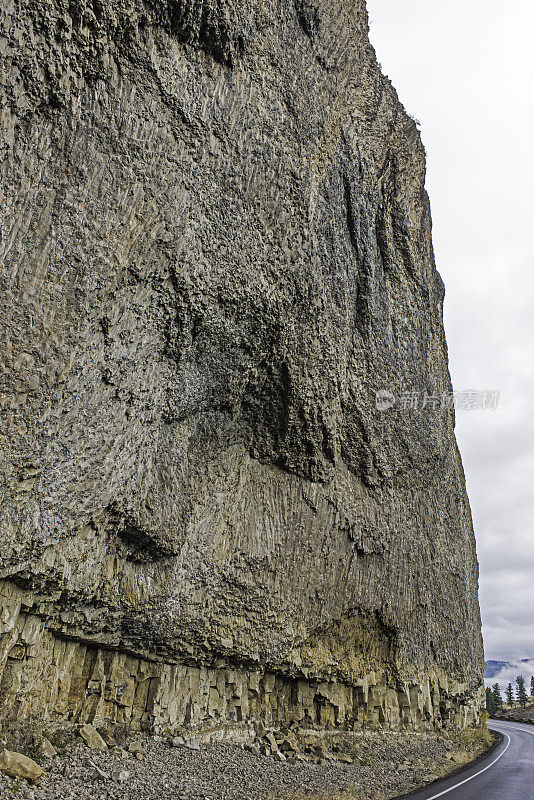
<box><xmin>0</xmin><ymin>0</ymin><xmax>483</xmax><ymax>736</ymax></box>
<box><xmin>0</xmin><ymin>749</ymin><xmax>44</xmax><ymax>783</ymax></box>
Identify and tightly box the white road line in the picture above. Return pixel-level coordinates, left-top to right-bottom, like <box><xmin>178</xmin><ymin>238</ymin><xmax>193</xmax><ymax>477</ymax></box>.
<box><xmin>491</xmin><ymin>721</ymin><xmax>534</xmax><ymax>736</ymax></box>
<box><xmin>420</xmin><ymin>731</ymin><xmax>511</xmax><ymax>800</ymax></box>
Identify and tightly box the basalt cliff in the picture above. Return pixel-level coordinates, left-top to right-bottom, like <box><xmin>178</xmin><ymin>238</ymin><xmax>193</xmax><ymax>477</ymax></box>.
<box><xmin>0</xmin><ymin>0</ymin><xmax>484</xmax><ymax>739</ymax></box>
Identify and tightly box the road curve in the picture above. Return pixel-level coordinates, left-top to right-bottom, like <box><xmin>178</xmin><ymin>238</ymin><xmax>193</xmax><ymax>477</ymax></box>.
<box><xmin>394</xmin><ymin>719</ymin><xmax>534</xmax><ymax>800</ymax></box>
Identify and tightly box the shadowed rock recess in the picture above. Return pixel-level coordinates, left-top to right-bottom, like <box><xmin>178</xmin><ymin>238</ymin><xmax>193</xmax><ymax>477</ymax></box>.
<box><xmin>0</xmin><ymin>0</ymin><xmax>483</xmax><ymax>739</ymax></box>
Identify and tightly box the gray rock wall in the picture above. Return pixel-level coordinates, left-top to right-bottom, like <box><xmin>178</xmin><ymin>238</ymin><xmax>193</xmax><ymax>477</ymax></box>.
<box><xmin>0</xmin><ymin>0</ymin><xmax>483</xmax><ymax>734</ymax></box>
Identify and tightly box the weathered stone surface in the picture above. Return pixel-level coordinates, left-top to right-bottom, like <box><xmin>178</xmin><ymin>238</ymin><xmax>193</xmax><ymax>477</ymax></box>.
<box><xmin>96</xmin><ymin>727</ymin><xmax>116</xmax><ymax>747</ymax></box>
<box><xmin>111</xmin><ymin>766</ymin><xmax>130</xmax><ymax>783</ymax></box>
<box><xmin>79</xmin><ymin>724</ymin><xmax>108</xmax><ymax>750</ymax></box>
<box><xmin>0</xmin><ymin>0</ymin><xmax>483</xmax><ymax>736</ymax></box>
<box><xmin>39</xmin><ymin>737</ymin><xmax>58</xmax><ymax>759</ymax></box>
<box><xmin>0</xmin><ymin>749</ymin><xmax>44</xmax><ymax>783</ymax></box>
<box><xmin>86</xmin><ymin>759</ymin><xmax>110</xmax><ymax>781</ymax></box>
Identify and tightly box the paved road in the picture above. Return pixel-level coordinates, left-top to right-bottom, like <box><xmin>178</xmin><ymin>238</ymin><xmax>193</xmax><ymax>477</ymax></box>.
<box><xmin>396</xmin><ymin>719</ymin><xmax>534</xmax><ymax>800</ymax></box>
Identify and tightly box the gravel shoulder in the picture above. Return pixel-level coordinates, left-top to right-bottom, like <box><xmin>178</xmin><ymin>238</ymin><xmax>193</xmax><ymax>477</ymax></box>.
<box><xmin>0</xmin><ymin>724</ymin><xmax>494</xmax><ymax>800</ymax></box>
<box><xmin>492</xmin><ymin>703</ymin><xmax>534</xmax><ymax>724</ymax></box>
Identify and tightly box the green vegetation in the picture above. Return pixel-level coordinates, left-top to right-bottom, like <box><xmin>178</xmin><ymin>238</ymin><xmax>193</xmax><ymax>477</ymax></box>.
<box><xmin>505</xmin><ymin>682</ymin><xmax>514</xmax><ymax>706</ymax></box>
<box><xmin>1</xmin><ymin>779</ymin><xmax>24</xmax><ymax>797</ymax></box>
<box><xmin>486</xmin><ymin>687</ymin><xmax>496</xmax><ymax>715</ymax></box>
<box><xmin>516</xmin><ymin>675</ymin><xmax>528</xmax><ymax>707</ymax></box>
<box><xmin>445</xmin><ymin>726</ymin><xmax>493</xmax><ymax>754</ymax></box>
<box><xmin>486</xmin><ymin>683</ymin><xmax>503</xmax><ymax>715</ymax></box>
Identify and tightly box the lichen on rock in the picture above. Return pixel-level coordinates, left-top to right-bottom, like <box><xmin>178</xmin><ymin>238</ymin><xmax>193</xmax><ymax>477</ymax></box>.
<box><xmin>0</xmin><ymin>0</ymin><xmax>483</xmax><ymax>737</ymax></box>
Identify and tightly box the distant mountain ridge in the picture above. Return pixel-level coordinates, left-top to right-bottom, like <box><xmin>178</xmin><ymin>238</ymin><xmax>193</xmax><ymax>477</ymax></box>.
<box><xmin>484</xmin><ymin>658</ymin><xmax>534</xmax><ymax>685</ymax></box>
<box><xmin>485</xmin><ymin>660</ymin><xmax>510</xmax><ymax>678</ymax></box>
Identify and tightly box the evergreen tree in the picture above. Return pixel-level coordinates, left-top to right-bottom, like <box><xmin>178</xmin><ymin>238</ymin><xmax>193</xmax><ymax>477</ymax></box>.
<box><xmin>492</xmin><ymin>683</ymin><xmax>503</xmax><ymax>709</ymax></box>
<box><xmin>530</xmin><ymin>675</ymin><xmax>534</xmax><ymax>700</ymax></box>
<box><xmin>516</xmin><ymin>675</ymin><xmax>528</xmax><ymax>707</ymax></box>
<box><xmin>486</xmin><ymin>687</ymin><xmax>496</xmax><ymax>715</ymax></box>
<box><xmin>506</xmin><ymin>682</ymin><xmax>514</xmax><ymax>706</ymax></box>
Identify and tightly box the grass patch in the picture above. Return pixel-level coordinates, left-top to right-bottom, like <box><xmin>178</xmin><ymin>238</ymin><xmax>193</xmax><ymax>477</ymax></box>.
<box><xmin>447</xmin><ymin>726</ymin><xmax>493</xmax><ymax>754</ymax></box>
<box><xmin>432</xmin><ymin>726</ymin><xmax>496</xmax><ymax>780</ymax></box>
<box><xmin>1</xmin><ymin>779</ymin><xmax>25</xmax><ymax>797</ymax></box>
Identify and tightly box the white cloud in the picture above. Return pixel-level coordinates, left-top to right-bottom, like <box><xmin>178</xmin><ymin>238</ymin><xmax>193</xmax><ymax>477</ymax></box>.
<box><xmin>367</xmin><ymin>0</ymin><xmax>534</xmax><ymax>660</ymax></box>
<box><xmin>484</xmin><ymin>660</ymin><xmax>534</xmax><ymax>690</ymax></box>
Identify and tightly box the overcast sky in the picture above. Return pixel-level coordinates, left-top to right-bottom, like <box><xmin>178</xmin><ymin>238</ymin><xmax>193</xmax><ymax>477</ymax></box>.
<box><xmin>366</xmin><ymin>0</ymin><xmax>534</xmax><ymax>661</ymax></box>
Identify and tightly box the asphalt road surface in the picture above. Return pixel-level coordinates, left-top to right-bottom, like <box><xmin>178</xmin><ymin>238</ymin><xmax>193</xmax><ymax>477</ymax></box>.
<box><xmin>397</xmin><ymin>719</ymin><xmax>533</xmax><ymax>800</ymax></box>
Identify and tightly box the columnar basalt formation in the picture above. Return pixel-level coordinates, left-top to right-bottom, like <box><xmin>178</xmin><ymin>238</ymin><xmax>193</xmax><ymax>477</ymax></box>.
<box><xmin>0</xmin><ymin>0</ymin><xmax>484</xmax><ymax>737</ymax></box>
